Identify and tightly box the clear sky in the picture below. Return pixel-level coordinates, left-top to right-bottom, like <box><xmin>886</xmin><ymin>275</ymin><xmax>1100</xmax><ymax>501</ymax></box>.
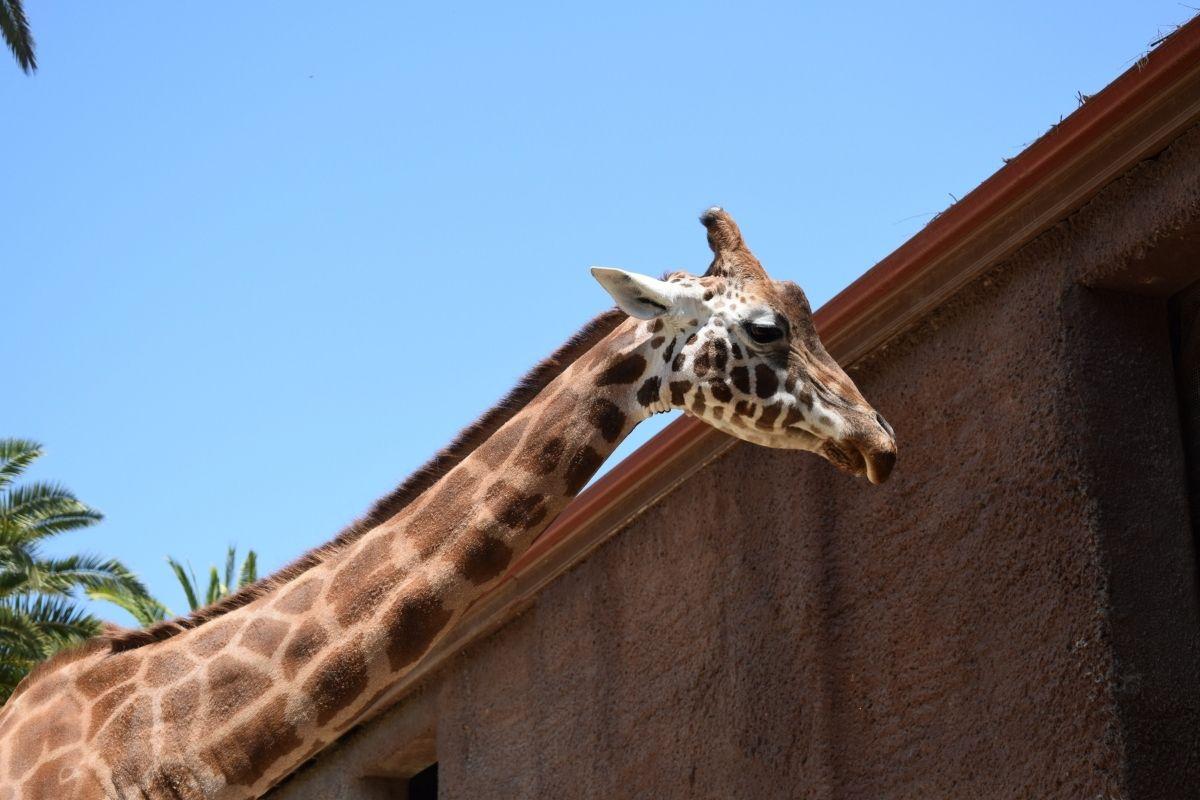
<box><xmin>6</xmin><ymin>1</ymin><xmax>1194</xmax><ymax>622</ymax></box>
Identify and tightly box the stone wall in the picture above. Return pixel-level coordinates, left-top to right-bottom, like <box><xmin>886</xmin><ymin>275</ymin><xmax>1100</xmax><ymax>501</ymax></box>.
<box><xmin>270</xmin><ymin>126</ymin><xmax>1200</xmax><ymax>800</ymax></box>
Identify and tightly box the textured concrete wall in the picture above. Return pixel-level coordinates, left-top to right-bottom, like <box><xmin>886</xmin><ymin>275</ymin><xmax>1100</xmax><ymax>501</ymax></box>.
<box><xmin>270</xmin><ymin>127</ymin><xmax>1200</xmax><ymax>800</ymax></box>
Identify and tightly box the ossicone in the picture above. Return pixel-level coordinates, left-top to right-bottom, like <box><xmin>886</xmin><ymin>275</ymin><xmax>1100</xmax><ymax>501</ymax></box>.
<box><xmin>699</xmin><ymin>206</ymin><xmax>767</xmax><ymax>282</ymax></box>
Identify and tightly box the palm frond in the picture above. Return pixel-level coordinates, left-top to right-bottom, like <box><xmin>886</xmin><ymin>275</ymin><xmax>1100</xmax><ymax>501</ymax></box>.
<box><xmin>6</xmin><ymin>554</ymin><xmax>150</xmax><ymax>601</ymax></box>
<box><xmin>0</xmin><ymin>437</ymin><xmax>172</xmax><ymax>695</ymax></box>
<box><xmin>0</xmin><ymin>603</ymin><xmax>47</xmax><ymax>655</ymax></box>
<box><xmin>0</xmin><ymin>547</ymin><xmax>37</xmax><ymax>597</ymax></box>
<box><xmin>0</xmin><ymin>439</ymin><xmax>41</xmax><ymax>492</ymax></box>
<box><xmin>223</xmin><ymin>546</ymin><xmax>236</xmax><ymax>596</ymax></box>
<box><xmin>0</xmin><ymin>596</ymin><xmax>99</xmax><ymax>703</ymax></box>
<box><xmin>85</xmin><ymin>584</ymin><xmax>169</xmax><ymax>627</ymax></box>
<box><xmin>204</xmin><ymin>565</ymin><xmax>222</xmax><ymax>607</ymax></box>
<box><xmin>0</xmin><ymin>659</ymin><xmax>37</xmax><ymax>703</ymax></box>
<box><xmin>0</xmin><ymin>482</ymin><xmax>102</xmax><ymax>539</ymax></box>
<box><xmin>0</xmin><ymin>0</ymin><xmax>36</xmax><ymax>74</ymax></box>
<box><xmin>166</xmin><ymin>557</ymin><xmax>200</xmax><ymax>612</ymax></box>
<box><xmin>237</xmin><ymin>550</ymin><xmax>258</xmax><ymax>588</ymax></box>
<box><xmin>4</xmin><ymin>594</ymin><xmax>100</xmax><ymax>648</ymax></box>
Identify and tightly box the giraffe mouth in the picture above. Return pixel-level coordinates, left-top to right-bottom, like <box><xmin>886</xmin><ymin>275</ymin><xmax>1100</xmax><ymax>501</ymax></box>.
<box><xmin>819</xmin><ymin>439</ymin><xmax>895</xmax><ymax>484</ymax></box>
<box><xmin>820</xmin><ymin>440</ymin><xmax>866</xmax><ymax>477</ymax></box>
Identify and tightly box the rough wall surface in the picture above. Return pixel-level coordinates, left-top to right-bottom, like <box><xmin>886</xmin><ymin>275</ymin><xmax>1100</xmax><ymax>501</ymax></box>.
<box><xmin>270</xmin><ymin>126</ymin><xmax>1200</xmax><ymax>800</ymax></box>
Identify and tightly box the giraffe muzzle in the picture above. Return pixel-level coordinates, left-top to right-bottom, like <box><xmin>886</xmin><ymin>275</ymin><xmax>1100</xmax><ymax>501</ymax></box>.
<box><xmin>864</xmin><ymin>446</ymin><xmax>897</xmax><ymax>484</ymax></box>
<box><xmin>821</xmin><ymin>425</ymin><xmax>897</xmax><ymax>484</ymax></box>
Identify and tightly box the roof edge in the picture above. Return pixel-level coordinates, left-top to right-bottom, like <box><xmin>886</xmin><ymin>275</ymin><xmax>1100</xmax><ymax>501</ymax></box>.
<box><xmin>522</xmin><ymin>13</ymin><xmax>1200</xmax><ymax>575</ymax></box>
<box><xmin>345</xmin><ymin>15</ymin><xmax>1200</xmax><ymax>731</ymax></box>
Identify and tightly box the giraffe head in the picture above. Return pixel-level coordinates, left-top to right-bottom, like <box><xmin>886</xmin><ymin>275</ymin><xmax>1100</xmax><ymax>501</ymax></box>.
<box><xmin>592</xmin><ymin>207</ymin><xmax>897</xmax><ymax>484</ymax></box>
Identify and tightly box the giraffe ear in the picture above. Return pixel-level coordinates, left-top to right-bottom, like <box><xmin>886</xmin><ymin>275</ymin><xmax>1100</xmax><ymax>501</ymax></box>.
<box><xmin>590</xmin><ymin>267</ymin><xmax>693</xmax><ymax>320</ymax></box>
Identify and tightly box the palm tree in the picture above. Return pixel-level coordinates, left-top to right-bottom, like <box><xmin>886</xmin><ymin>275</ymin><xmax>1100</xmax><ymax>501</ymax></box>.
<box><xmin>0</xmin><ymin>0</ymin><xmax>36</xmax><ymax>74</ymax></box>
<box><xmin>166</xmin><ymin>546</ymin><xmax>258</xmax><ymax>613</ymax></box>
<box><xmin>0</xmin><ymin>438</ymin><xmax>163</xmax><ymax>700</ymax></box>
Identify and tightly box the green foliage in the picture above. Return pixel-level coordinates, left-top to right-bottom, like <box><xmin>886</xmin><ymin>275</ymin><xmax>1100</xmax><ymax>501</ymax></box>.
<box><xmin>165</xmin><ymin>545</ymin><xmax>258</xmax><ymax>613</ymax></box>
<box><xmin>0</xmin><ymin>0</ymin><xmax>36</xmax><ymax>74</ymax></box>
<box><xmin>0</xmin><ymin>439</ymin><xmax>161</xmax><ymax>701</ymax></box>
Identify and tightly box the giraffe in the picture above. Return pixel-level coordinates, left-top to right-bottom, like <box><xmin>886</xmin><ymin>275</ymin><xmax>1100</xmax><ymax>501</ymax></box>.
<box><xmin>0</xmin><ymin>208</ymin><xmax>896</xmax><ymax>800</ymax></box>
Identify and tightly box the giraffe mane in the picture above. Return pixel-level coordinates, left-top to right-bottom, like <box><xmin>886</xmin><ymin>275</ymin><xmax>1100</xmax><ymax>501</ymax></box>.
<box><xmin>4</xmin><ymin>307</ymin><xmax>626</xmax><ymax>708</ymax></box>
<box><xmin>8</xmin><ymin>638</ymin><xmax>111</xmax><ymax>702</ymax></box>
<box><xmin>97</xmin><ymin>309</ymin><xmax>624</xmax><ymax>652</ymax></box>
<box><xmin>100</xmin><ymin>308</ymin><xmax>625</xmax><ymax>652</ymax></box>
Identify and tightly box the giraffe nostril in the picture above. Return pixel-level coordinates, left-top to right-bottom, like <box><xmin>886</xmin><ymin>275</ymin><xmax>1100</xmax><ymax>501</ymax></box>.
<box><xmin>874</xmin><ymin>411</ymin><xmax>894</xmax><ymax>439</ymax></box>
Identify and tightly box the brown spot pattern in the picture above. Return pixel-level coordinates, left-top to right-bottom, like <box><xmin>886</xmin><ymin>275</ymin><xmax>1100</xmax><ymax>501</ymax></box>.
<box><xmin>693</xmin><ymin>345</ymin><xmax>711</xmax><ymax>376</ymax></box>
<box><xmin>24</xmin><ymin>753</ymin><xmax>78</xmax><ymax>800</ymax></box>
<box><xmin>143</xmin><ymin>763</ymin><xmax>200</xmax><ymax>800</ymax></box>
<box><xmin>239</xmin><ymin>617</ymin><xmax>291</xmax><ymax>659</ymax></box>
<box><xmin>144</xmin><ymin>651</ymin><xmax>195</xmax><ymax>688</ymax></box>
<box><xmin>203</xmin><ymin>695</ymin><xmax>303</xmax><ymax>787</ymax></box>
<box><xmin>190</xmin><ymin>619</ymin><xmax>241</xmax><ymax>658</ymax></box>
<box><xmin>649</xmin><ymin>336</ymin><xmax>664</xmax><ymax>349</ymax></box>
<box><xmin>564</xmin><ymin>445</ymin><xmax>602</xmax><ymax>495</ymax></box>
<box><xmin>403</xmin><ymin>468</ymin><xmax>474</xmax><ymax>558</ymax></box>
<box><xmin>474</xmin><ymin>417</ymin><xmax>529</xmax><ymax>468</ymax></box>
<box><xmin>333</xmin><ymin>564</ymin><xmax>404</xmax><ymax>628</ymax></box>
<box><xmin>161</xmin><ymin>678</ymin><xmax>200</xmax><ymax>732</ymax></box>
<box><xmin>328</xmin><ymin>536</ymin><xmax>391</xmax><ymax>599</ymax></box>
<box><xmin>596</xmin><ymin>352</ymin><xmax>647</xmax><ymax>386</ymax></box>
<box><xmin>710</xmin><ymin>379</ymin><xmax>733</xmax><ymax>403</ymax></box>
<box><xmin>669</xmin><ymin>380</ymin><xmax>691</xmax><ymax>406</ymax></box>
<box><xmin>731</xmin><ymin>366</ymin><xmax>751</xmax><ymax>394</ymax></box>
<box><xmin>383</xmin><ymin>580</ymin><xmax>453</xmax><ymax>671</ymax></box>
<box><xmin>755</xmin><ymin>364</ymin><xmax>779</xmax><ymax>398</ymax></box>
<box><xmin>98</xmin><ymin>695</ymin><xmax>151</xmax><ymax>773</ymax></box>
<box><xmin>712</xmin><ymin>339</ymin><xmax>728</xmax><ymax>371</ymax></box>
<box><xmin>451</xmin><ymin>530</ymin><xmax>514</xmax><ymax>585</ymax></box>
<box><xmin>87</xmin><ymin>683</ymin><xmax>136</xmax><ymax>739</ymax></box>
<box><xmin>671</xmin><ymin>349</ymin><xmax>686</xmax><ymax>372</ymax></box>
<box><xmin>282</xmin><ymin>620</ymin><xmax>329</xmax><ymax>679</ymax></box>
<box><xmin>636</xmin><ymin>376</ymin><xmax>661</xmax><ymax>407</ymax></box>
<box><xmin>304</xmin><ymin>636</ymin><xmax>370</xmax><ymax>726</ymax></box>
<box><xmin>207</xmin><ymin>655</ymin><xmax>271</xmax><ymax>722</ymax></box>
<box><xmin>75</xmin><ymin>655</ymin><xmax>134</xmax><ymax>700</ymax></box>
<box><xmin>662</xmin><ymin>338</ymin><xmax>677</xmax><ymax>364</ymax></box>
<box><xmin>756</xmin><ymin>402</ymin><xmax>783</xmax><ymax>429</ymax></box>
<box><xmin>515</xmin><ymin>437</ymin><xmax>565</xmax><ymax>475</ymax></box>
<box><xmin>275</xmin><ymin>576</ymin><xmax>324</xmax><ymax>615</ymax></box>
<box><xmin>587</xmin><ymin>398</ymin><xmax>626</xmax><ymax>442</ymax></box>
<box><xmin>11</xmin><ymin>709</ymin><xmax>81</xmax><ymax>780</ymax></box>
<box><xmin>20</xmin><ymin>672</ymin><xmax>65</xmax><ymax>709</ymax></box>
<box><xmin>486</xmin><ymin>480</ymin><xmax>547</xmax><ymax>530</ymax></box>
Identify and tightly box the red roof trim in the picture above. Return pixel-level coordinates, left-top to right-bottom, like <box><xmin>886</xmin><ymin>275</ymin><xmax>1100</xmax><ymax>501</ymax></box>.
<box><xmin>512</xmin><ymin>15</ymin><xmax>1200</xmax><ymax>576</ymax></box>
<box><xmin>349</xmin><ymin>17</ymin><xmax>1200</xmax><ymax>730</ymax></box>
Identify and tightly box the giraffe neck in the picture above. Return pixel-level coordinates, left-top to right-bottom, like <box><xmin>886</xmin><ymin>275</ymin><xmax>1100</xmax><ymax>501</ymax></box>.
<box><xmin>138</xmin><ymin>316</ymin><xmax>661</xmax><ymax>797</ymax></box>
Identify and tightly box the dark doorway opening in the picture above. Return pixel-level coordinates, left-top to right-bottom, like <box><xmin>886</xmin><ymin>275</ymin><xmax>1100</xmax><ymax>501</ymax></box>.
<box><xmin>407</xmin><ymin>762</ymin><xmax>438</xmax><ymax>800</ymax></box>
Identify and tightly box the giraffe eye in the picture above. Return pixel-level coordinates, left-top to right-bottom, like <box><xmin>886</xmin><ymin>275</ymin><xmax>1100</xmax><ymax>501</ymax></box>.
<box><xmin>746</xmin><ymin>322</ymin><xmax>784</xmax><ymax>344</ymax></box>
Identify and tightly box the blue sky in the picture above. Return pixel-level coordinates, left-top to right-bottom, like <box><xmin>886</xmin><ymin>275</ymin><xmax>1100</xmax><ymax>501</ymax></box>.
<box><xmin>7</xmin><ymin>1</ymin><xmax>1194</xmax><ymax>622</ymax></box>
